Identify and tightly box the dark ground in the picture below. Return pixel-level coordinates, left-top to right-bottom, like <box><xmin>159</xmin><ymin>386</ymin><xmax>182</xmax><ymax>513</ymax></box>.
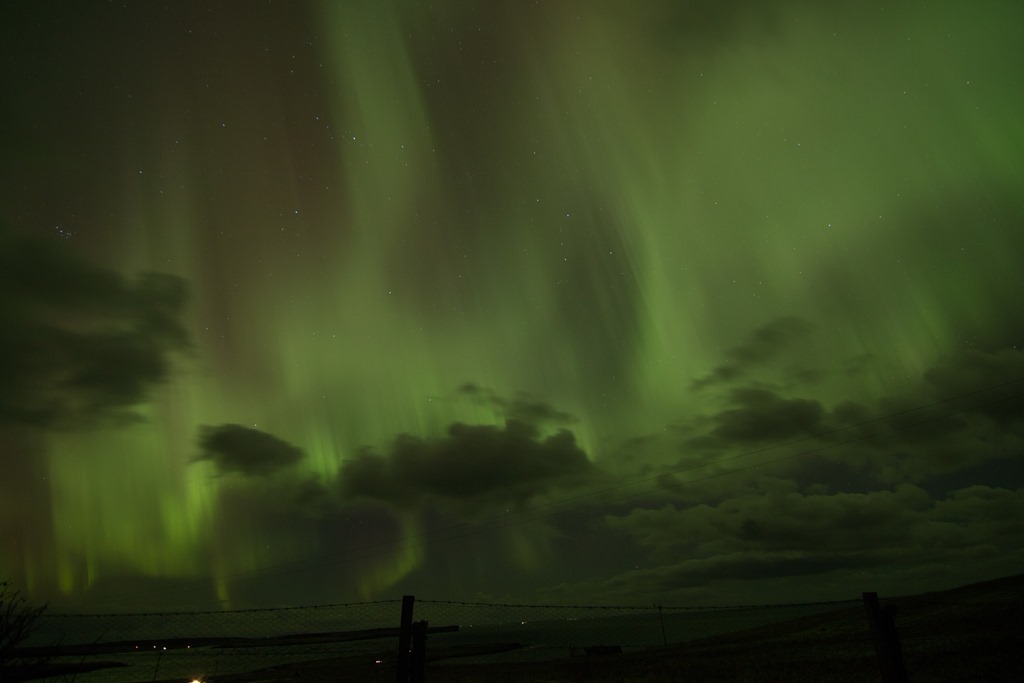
<box><xmin>200</xmin><ymin>574</ymin><xmax>1024</xmax><ymax>682</ymax></box>
<box><xmin>8</xmin><ymin>574</ymin><xmax>1022</xmax><ymax>682</ymax></box>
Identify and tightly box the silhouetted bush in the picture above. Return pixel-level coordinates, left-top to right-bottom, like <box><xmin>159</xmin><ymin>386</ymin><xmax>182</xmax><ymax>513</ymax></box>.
<box><xmin>0</xmin><ymin>580</ymin><xmax>47</xmax><ymax>678</ymax></box>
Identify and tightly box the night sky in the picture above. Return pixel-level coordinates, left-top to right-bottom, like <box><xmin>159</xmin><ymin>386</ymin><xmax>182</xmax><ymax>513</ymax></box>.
<box><xmin>2</xmin><ymin>0</ymin><xmax>1023</xmax><ymax>611</ymax></box>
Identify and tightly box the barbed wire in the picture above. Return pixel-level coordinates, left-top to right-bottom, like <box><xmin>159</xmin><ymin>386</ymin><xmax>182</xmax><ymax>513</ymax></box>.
<box><xmin>415</xmin><ymin>596</ymin><xmax>861</xmax><ymax>612</ymax></box>
<box><xmin>19</xmin><ymin>587</ymin><xmax>1015</xmax><ymax>682</ymax></box>
<box><xmin>44</xmin><ymin>599</ymin><xmax>402</xmax><ymax>619</ymax></box>
<box><xmin>40</xmin><ymin>595</ymin><xmax>868</xmax><ymax>619</ymax></box>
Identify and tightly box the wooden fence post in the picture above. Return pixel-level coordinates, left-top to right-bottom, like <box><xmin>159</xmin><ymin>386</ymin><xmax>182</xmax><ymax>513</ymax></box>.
<box><xmin>862</xmin><ymin>592</ymin><xmax>908</xmax><ymax>683</ymax></box>
<box><xmin>396</xmin><ymin>595</ymin><xmax>415</xmax><ymax>683</ymax></box>
<box><xmin>411</xmin><ymin>619</ymin><xmax>428</xmax><ymax>683</ymax></box>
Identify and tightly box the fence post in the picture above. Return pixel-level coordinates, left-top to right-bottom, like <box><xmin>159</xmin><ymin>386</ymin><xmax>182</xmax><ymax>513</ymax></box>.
<box><xmin>862</xmin><ymin>592</ymin><xmax>908</xmax><ymax>683</ymax></box>
<box><xmin>657</xmin><ymin>605</ymin><xmax>667</xmax><ymax>647</ymax></box>
<box><xmin>396</xmin><ymin>595</ymin><xmax>415</xmax><ymax>683</ymax></box>
<box><xmin>411</xmin><ymin>620</ymin><xmax>428</xmax><ymax>683</ymax></box>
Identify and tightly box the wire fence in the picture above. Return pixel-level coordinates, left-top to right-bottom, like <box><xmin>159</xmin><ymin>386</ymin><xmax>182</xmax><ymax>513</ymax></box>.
<box><xmin>6</xmin><ymin>584</ymin><xmax>1021</xmax><ymax>682</ymax></box>
<box><xmin>9</xmin><ymin>597</ymin><xmax>859</xmax><ymax>682</ymax></box>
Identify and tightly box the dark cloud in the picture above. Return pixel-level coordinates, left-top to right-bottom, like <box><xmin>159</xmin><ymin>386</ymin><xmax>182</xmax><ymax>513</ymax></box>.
<box><xmin>456</xmin><ymin>382</ymin><xmax>484</xmax><ymax>396</ymax></box>
<box><xmin>457</xmin><ymin>384</ymin><xmax>576</xmax><ymax>425</ymax></box>
<box><xmin>830</xmin><ymin>400</ymin><xmax>874</xmax><ymax>426</ymax></box>
<box><xmin>502</xmin><ymin>396</ymin><xmax>577</xmax><ymax>425</ymax></box>
<box><xmin>926</xmin><ymin>347</ymin><xmax>1024</xmax><ymax>394</ymax></box>
<box><xmin>0</xmin><ymin>229</ymin><xmax>189</xmax><ymax>428</ymax></box>
<box><xmin>169</xmin><ymin>471</ymin><xmax>413</xmax><ymax>605</ymax></box>
<box><xmin>826</xmin><ymin>346</ymin><xmax>1024</xmax><ymax>482</ymax></box>
<box><xmin>633</xmin><ymin>344</ymin><xmax>1024</xmax><ymax>594</ymax></box>
<box><xmin>921</xmin><ymin>454</ymin><xmax>1024</xmax><ymax>498</ymax></box>
<box><xmin>658</xmin><ymin>343</ymin><xmax>1024</xmax><ymax>520</ymax></box>
<box><xmin>195</xmin><ymin>424</ymin><xmax>305</xmax><ymax>476</ymax></box>
<box><xmin>654</xmin><ymin>551</ymin><xmax>883</xmax><ymax>587</ymax></box>
<box><xmin>339</xmin><ymin>419</ymin><xmax>594</xmax><ymax>513</ymax></box>
<box><xmin>693</xmin><ymin>316</ymin><xmax>814</xmax><ymax>388</ymax></box>
<box><xmin>593</xmin><ymin>482</ymin><xmax>1024</xmax><ymax>602</ymax></box>
<box><xmin>710</xmin><ymin>388</ymin><xmax>824</xmax><ymax>442</ymax></box>
<box><xmin>786</xmin><ymin>456</ymin><xmax>882</xmax><ymax>495</ymax></box>
<box><xmin>732</xmin><ymin>317</ymin><xmax>815</xmax><ymax>364</ymax></box>
<box><xmin>923</xmin><ymin>348</ymin><xmax>1024</xmax><ymax>424</ymax></box>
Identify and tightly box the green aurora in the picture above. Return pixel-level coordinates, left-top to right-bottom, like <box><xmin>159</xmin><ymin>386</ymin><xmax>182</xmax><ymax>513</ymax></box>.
<box><xmin>1</xmin><ymin>0</ymin><xmax>1022</xmax><ymax>610</ymax></box>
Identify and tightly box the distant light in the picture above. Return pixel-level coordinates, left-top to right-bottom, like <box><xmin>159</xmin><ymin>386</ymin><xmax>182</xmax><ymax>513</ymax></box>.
<box><xmin>375</xmin><ymin>659</ymin><xmax>382</xmax><ymax>665</ymax></box>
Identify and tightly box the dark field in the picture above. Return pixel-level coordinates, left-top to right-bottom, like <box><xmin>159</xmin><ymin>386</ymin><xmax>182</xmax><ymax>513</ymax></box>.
<box><xmin>9</xmin><ymin>574</ymin><xmax>1022</xmax><ymax>682</ymax></box>
<box><xmin>220</xmin><ymin>575</ymin><xmax>1023</xmax><ymax>682</ymax></box>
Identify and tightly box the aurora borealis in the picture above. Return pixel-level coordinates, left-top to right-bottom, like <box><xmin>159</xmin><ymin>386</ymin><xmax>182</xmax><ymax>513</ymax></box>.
<box><xmin>1</xmin><ymin>0</ymin><xmax>1023</xmax><ymax>611</ymax></box>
